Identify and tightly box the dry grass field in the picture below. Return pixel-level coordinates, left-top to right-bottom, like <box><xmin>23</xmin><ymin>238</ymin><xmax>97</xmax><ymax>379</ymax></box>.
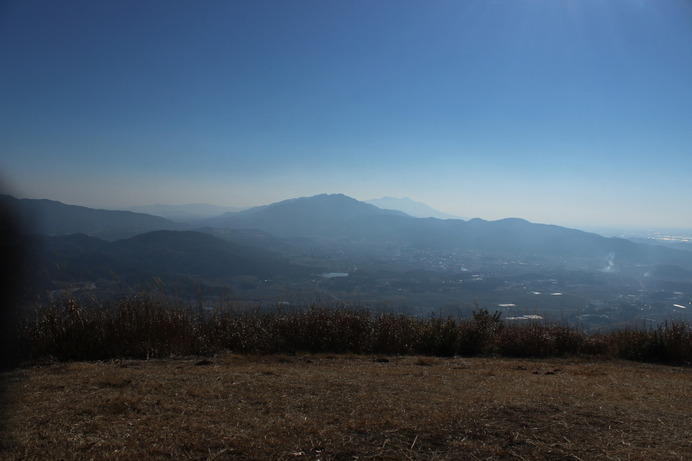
<box><xmin>1</xmin><ymin>354</ymin><xmax>690</xmax><ymax>460</ymax></box>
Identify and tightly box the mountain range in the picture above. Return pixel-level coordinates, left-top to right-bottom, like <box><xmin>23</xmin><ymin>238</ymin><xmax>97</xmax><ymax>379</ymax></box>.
<box><xmin>6</xmin><ymin>192</ymin><xmax>690</xmax><ymax>327</ymax></box>
<box><xmin>6</xmin><ymin>193</ymin><xmax>692</xmax><ymax>303</ymax></box>
<box><xmin>199</xmin><ymin>194</ymin><xmax>691</xmax><ymax>269</ymax></box>
<box><xmin>6</xmin><ymin>193</ymin><xmax>692</xmax><ymax>267</ymax></box>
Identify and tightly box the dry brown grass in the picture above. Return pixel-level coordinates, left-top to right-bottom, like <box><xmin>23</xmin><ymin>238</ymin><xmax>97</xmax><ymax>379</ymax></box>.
<box><xmin>1</xmin><ymin>355</ymin><xmax>690</xmax><ymax>460</ymax></box>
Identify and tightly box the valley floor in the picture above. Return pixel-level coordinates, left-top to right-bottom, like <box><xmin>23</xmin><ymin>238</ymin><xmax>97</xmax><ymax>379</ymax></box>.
<box><xmin>1</xmin><ymin>355</ymin><xmax>690</xmax><ymax>460</ymax></box>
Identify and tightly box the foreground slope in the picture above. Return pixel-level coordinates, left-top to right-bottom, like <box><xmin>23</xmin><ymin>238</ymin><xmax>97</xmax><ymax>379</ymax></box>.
<box><xmin>1</xmin><ymin>355</ymin><xmax>689</xmax><ymax>460</ymax></box>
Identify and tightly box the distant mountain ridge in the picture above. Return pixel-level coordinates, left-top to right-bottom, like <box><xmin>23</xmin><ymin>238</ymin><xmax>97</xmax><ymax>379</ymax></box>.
<box><xmin>366</xmin><ymin>196</ymin><xmax>462</xmax><ymax>219</ymax></box>
<box><xmin>207</xmin><ymin>194</ymin><xmax>692</xmax><ymax>270</ymax></box>
<box><xmin>122</xmin><ymin>203</ymin><xmax>245</xmax><ymax>222</ymax></box>
<box><xmin>1</xmin><ymin>195</ymin><xmax>179</xmax><ymax>240</ymax></box>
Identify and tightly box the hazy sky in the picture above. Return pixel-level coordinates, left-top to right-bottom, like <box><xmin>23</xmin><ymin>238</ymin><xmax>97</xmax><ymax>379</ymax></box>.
<box><xmin>1</xmin><ymin>0</ymin><xmax>691</xmax><ymax>229</ymax></box>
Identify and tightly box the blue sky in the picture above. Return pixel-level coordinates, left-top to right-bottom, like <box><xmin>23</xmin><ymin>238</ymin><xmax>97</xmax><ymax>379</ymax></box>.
<box><xmin>1</xmin><ymin>0</ymin><xmax>691</xmax><ymax>229</ymax></box>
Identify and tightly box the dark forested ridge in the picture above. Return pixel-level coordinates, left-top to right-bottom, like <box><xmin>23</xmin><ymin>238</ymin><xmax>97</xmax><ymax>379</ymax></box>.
<box><xmin>22</xmin><ymin>230</ymin><xmax>315</xmax><ymax>294</ymax></box>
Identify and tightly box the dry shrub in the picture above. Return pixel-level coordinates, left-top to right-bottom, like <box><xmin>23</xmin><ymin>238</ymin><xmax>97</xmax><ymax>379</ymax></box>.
<box><xmin>22</xmin><ymin>295</ymin><xmax>207</xmax><ymax>361</ymax></box>
<box><xmin>454</xmin><ymin>309</ymin><xmax>503</xmax><ymax>356</ymax></box>
<box><xmin>420</xmin><ymin>316</ymin><xmax>460</xmax><ymax>356</ymax></box>
<box><xmin>15</xmin><ymin>295</ymin><xmax>692</xmax><ymax>365</ymax></box>
<box><xmin>496</xmin><ymin>324</ymin><xmax>587</xmax><ymax>357</ymax></box>
<box><xmin>601</xmin><ymin>321</ymin><xmax>692</xmax><ymax>364</ymax></box>
<box><xmin>371</xmin><ymin>312</ymin><xmax>422</xmax><ymax>355</ymax></box>
<box><xmin>268</xmin><ymin>306</ymin><xmax>375</xmax><ymax>354</ymax></box>
<box><xmin>205</xmin><ymin>309</ymin><xmax>273</xmax><ymax>353</ymax></box>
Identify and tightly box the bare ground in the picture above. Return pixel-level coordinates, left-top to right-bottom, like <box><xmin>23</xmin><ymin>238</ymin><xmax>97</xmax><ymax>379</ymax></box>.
<box><xmin>1</xmin><ymin>354</ymin><xmax>690</xmax><ymax>460</ymax></box>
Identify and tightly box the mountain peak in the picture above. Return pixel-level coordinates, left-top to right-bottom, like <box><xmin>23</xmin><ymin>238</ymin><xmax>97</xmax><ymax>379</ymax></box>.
<box><xmin>206</xmin><ymin>193</ymin><xmax>409</xmax><ymax>238</ymax></box>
